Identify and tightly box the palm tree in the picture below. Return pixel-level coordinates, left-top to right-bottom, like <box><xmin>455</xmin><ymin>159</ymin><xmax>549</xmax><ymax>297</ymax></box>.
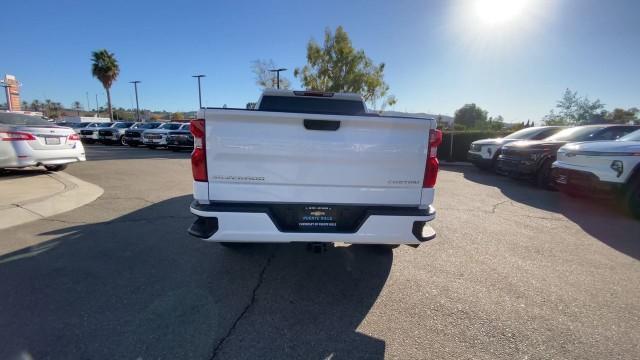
<box><xmin>30</xmin><ymin>100</ymin><xmax>41</xmax><ymax>111</ymax></box>
<box><xmin>44</xmin><ymin>99</ymin><xmax>53</xmax><ymax>117</ymax></box>
<box><xmin>72</xmin><ymin>101</ymin><xmax>82</xmax><ymax>115</ymax></box>
<box><xmin>21</xmin><ymin>101</ymin><xmax>29</xmax><ymax>111</ymax></box>
<box><xmin>91</xmin><ymin>49</ymin><xmax>120</xmax><ymax>121</ymax></box>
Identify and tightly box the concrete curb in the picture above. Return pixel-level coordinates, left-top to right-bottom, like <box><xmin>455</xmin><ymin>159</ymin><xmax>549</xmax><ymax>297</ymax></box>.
<box><xmin>0</xmin><ymin>172</ymin><xmax>104</xmax><ymax>230</ymax></box>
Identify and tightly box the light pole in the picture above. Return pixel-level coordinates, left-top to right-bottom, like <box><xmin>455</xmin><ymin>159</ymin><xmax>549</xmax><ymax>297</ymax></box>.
<box><xmin>95</xmin><ymin>94</ymin><xmax>100</xmax><ymax>117</ymax></box>
<box><xmin>192</xmin><ymin>74</ymin><xmax>205</xmax><ymax>108</ymax></box>
<box><xmin>269</xmin><ymin>68</ymin><xmax>287</xmax><ymax>89</ymax></box>
<box><xmin>129</xmin><ymin>81</ymin><xmax>141</xmax><ymax>122</ymax></box>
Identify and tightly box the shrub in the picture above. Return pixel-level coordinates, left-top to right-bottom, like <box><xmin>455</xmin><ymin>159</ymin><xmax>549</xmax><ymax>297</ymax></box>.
<box><xmin>437</xmin><ymin>131</ymin><xmax>511</xmax><ymax>162</ymax></box>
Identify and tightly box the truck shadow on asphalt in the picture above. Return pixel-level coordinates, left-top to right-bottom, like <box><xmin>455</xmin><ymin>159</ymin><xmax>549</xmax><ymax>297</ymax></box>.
<box><xmin>0</xmin><ymin>195</ymin><xmax>390</xmax><ymax>359</ymax></box>
<box><xmin>448</xmin><ymin>166</ymin><xmax>640</xmax><ymax>261</ymax></box>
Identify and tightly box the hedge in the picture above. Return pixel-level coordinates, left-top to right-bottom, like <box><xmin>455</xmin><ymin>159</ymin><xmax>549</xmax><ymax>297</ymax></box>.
<box><xmin>436</xmin><ymin>131</ymin><xmax>511</xmax><ymax>162</ymax></box>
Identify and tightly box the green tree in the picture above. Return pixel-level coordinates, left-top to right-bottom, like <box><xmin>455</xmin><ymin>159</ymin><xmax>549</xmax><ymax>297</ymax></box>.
<box><xmin>173</xmin><ymin>112</ymin><xmax>185</xmax><ymax>120</ymax></box>
<box><xmin>294</xmin><ymin>26</ymin><xmax>395</xmax><ymax>109</ymax></box>
<box><xmin>543</xmin><ymin>88</ymin><xmax>606</xmax><ymax>125</ymax></box>
<box><xmin>251</xmin><ymin>59</ymin><xmax>291</xmax><ymax>89</ymax></box>
<box><xmin>91</xmin><ymin>49</ymin><xmax>120</xmax><ymax>121</ymax></box>
<box><xmin>608</xmin><ymin>107</ymin><xmax>639</xmax><ymax>124</ymax></box>
<box><xmin>487</xmin><ymin>115</ymin><xmax>505</xmax><ymax>130</ymax></box>
<box><xmin>21</xmin><ymin>101</ymin><xmax>29</xmax><ymax>111</ymax></box>
<box><xmin>30</xmin><ymin>100</ymin><xmax>41</xmax><ymax>111</ymax></box>
<box><xmin>454</xmin><ymin>103</ymin><xmax>488</xmax><ymax>129</ymax></box>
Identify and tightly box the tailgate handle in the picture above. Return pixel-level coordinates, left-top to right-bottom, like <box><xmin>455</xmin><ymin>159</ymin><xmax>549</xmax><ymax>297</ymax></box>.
<box><xmin>303</xmin><ymin>119</ymin><xmax>340</xmax><ymax>131</ymax></box>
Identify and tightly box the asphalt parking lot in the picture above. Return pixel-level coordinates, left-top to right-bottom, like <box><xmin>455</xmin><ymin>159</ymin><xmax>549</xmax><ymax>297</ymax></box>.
<box><xmin>1</xmin><ymin>145</ymin><xmax>639</xmax><ymax>359</ymax></box>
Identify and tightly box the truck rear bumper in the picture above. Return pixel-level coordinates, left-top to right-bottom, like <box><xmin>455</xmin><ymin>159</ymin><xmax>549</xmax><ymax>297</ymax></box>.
<box><xmin>189</xmin><ymin>201</ymin><xmax>436</xmax><ymax>245</ymax></box>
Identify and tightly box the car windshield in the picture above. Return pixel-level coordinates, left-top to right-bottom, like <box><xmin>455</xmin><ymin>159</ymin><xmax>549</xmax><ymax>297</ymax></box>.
<box><xmin>141</xmin><ymin>123</ymin><xmax>160</xmax><ymax>129</ymax></box>
<box><xmin>619</xmin><ymin>129</ymin><xmax>640</xmax><ymax>141</ymax></box>
<box><xmin>159</xmin><ymin>123</ymin><xmax>181</xmax><ymax>130</ymax></box>
<box><xmin>74</xmin><ymin>123</ymin><xmax>90</xmax><ymax>128</ymax></box>
<box><xmin>0</xmin><ymin>112</ymin><xmax>52</xmax><ymax>126</ymax></box>
<box><xmin>504</xmin><ymin>127</ymin><xmax>546</xmax><ymax>140</ymax></box>
<box><xmin>545</xmin><ymin>126</ymin><xmax>607</xmax><ymax>142</ymax></box>
<box><xmin>180</xmin><ymin>124</ymin><xmax>190</xmax><ymax>131</ymax></box>
<box><xmin>113</xmin><ymin>122</ymin><xmax>133</xmax><ymax>128</ymax></box>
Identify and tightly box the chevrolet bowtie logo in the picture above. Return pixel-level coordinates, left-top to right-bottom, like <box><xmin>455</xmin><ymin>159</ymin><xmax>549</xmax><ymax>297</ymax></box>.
<box><xmin>310</xmin><ymin>211</ymin><xmax>325</xmax><ymax>216</ymax></box>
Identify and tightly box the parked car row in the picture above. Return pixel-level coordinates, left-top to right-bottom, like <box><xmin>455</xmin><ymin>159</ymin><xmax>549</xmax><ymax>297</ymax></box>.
<box><xmin>468</xmin><ymin>125</ymin><xmax>640</xmax><ymax>218</ymax></box>
<box><xmin>74</xmin><ymin>121</ymin><xmax>193</xmax><ymax>151</ymax></box>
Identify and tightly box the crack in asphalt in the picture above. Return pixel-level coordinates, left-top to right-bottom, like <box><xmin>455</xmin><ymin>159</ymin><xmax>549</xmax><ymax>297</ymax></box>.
<box><xmin>209</xmin><ymin>250</ymin><xmax>276</xmax><ymax>359</ymax></box>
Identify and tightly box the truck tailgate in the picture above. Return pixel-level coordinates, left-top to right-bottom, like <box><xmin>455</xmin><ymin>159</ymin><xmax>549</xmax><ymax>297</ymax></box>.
<box><xmin>204</xmin><ymin>109</ymin><xmax>434</xmax><ymax>205</ymax></box>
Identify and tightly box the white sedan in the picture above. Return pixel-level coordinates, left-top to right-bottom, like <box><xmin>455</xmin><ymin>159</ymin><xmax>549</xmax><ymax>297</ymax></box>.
<box><xmin>0</xmin><ymin>112</ymin><xmax>86</xmax><ymax>171</ymax></box>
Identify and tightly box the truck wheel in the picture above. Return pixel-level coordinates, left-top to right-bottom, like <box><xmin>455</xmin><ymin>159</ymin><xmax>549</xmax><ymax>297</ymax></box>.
<box><xmin>44</xmin><ymin>164</ymin><xmax>68</xmax><ymax>172</ymax></box>
<box><xmin>625</xmin><ymin>179</ymin><xmax>640</xmax><ymax>219</ymax></box>
<box><xmin>536</xmin><ymin>159</ymin><xmax>554</xmax><ymax>190</ymax></box>
<box><xmin>119</xmin><ymin>135</ymin><xmax>127</xmax><ymax>146</ymax></box>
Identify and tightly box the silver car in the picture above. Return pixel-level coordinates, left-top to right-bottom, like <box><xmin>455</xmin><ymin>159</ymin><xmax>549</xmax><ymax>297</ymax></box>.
<box><xmin>0</xmin><ymin>112</ymin><xmax>86</xmax><ymax>171</ymax></box>
<box><xmin>142</xmin><ymin>122</ymin><xmax>184</xmax><ymax>148</ymax></box>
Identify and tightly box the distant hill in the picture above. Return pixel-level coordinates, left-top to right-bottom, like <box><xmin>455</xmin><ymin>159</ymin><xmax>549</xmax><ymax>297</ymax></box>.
<box><xmin>381</xmin><ymin>111</ymin><xmax>454</xmax><ymax>125</ymax></box>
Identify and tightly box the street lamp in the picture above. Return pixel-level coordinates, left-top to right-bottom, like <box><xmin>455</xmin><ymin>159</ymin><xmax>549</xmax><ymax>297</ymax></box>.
<box><xmin>192</xmin><ymin>74</ymin><xmax>206</xmax><ymax>109</ymax></box>
<box><xmin>268</xmin><ymin>68</ymin><xmax>287</xmax><ymax>89</ymax></box>
<box><xmin>129</xmin><ymin>81</ymin><xmax>141</xmax><ymax>121</ymax></box>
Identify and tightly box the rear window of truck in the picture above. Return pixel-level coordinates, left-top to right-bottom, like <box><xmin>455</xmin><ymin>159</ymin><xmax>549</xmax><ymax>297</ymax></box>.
<box><xmin>258</xmin><ymin>96</ymin><xmax>366</xmax><ymax>116</ymax></box>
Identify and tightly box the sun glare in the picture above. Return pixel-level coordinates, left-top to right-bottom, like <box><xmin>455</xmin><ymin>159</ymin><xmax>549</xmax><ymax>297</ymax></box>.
<box><xmin>475</xmin><ymin>0</ymin><xmax>529</xmax><ymax>25</ymax></box>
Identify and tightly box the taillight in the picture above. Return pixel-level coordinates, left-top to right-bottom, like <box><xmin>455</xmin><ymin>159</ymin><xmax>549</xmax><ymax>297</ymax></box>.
<box><xmin>68</xmin><ymin>133</ymin><xmax>80</xmax><ymax>141</ymax></box>
<box><xmin>423</xmin><ymin>129</ymin><xmax>443</xmax><ymax>188</ymax></box>
<box><xmin>190</xmin><ymin>119</ymin><xmax>207</xmax><ymax>182</ymax></box>
<box><xmin>0</xmin><ymin>131</ymin><xmax>36</xmax><ymax>141</ymax></box>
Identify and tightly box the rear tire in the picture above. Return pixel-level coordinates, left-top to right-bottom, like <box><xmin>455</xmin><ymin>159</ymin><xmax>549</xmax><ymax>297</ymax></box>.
<box><xmin>625</xmin><ymin>178</ymin><xmax>640</xmax><ymax>219</ymax></box>
<box><xmin>44</xmin><ymin>164</ymin><xmax>68</xmax><ymax>172</ymax></box>
<box><xmin>119</xmin><ymin>135</ymin><xmax>127</xmax><ymax>146</ymax></box>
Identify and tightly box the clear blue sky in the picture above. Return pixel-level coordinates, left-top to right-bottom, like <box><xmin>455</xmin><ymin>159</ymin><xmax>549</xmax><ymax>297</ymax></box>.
<box><xmin>1</xmin><ymin>0</ymin><xmax>638</xmax><ymax>122</ymax></box>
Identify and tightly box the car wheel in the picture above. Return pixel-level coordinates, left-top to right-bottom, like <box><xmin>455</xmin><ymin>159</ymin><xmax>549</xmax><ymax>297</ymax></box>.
<box><xmin>536</xmin><ymin>159</ymin><xmax>554</xmax><ymax>190</ymax></box>
<box><xmin>120</xmin><ymin>135</ymin><xmax>127</xmax><ymax>146</ymax></box>
<box><xmin>625</xmin><ymin>178</ymin><xmax>640</xmax><ymax>219</ymax></box>
<box><xmin>44</xmin><ymin>164</ymin><xmax>68</xmax><ymax>172</ymax></box>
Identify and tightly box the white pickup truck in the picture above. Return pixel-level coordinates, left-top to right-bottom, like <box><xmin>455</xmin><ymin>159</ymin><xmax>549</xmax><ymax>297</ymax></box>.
<box><xmin>188</xmin><ymin>89</ymin><xmax>442</xmax><ymax>247</ymax></box>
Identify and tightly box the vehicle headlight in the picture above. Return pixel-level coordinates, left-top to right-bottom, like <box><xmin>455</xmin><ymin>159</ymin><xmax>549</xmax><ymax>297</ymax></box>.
<box><xmin>611</xmin><ymin>160</ymin><xmax>623</xmax><ymax>177</ymax></box>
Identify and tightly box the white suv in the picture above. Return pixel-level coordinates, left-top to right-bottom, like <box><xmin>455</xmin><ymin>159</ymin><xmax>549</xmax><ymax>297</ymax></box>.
<box><xmin>552</xmin><ymin>129</ymin><xmax>640</xmax><ymax>218</ymax></box>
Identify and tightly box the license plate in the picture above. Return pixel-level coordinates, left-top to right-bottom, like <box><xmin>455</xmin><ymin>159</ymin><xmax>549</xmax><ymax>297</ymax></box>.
<box><xmin>45</xmin><ymin>137</ymin><xmax>61</xmax><ymax>145</ymax></box>
<box><xmin>297</xmin><ymin>206</ymin><xmax>337</xmax><ymax>230</ymax></box>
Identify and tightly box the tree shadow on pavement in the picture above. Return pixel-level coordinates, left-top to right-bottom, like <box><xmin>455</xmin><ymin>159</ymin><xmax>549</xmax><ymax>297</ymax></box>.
<box><xmin>446</xmin><ymin>165</ymin><xmax>640</xmax><ymax>261</ymax></box>
<box><xmin>0</xmin><ymin>195</ymin><xmax>390</xmax><ymax>360</ymax></box>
